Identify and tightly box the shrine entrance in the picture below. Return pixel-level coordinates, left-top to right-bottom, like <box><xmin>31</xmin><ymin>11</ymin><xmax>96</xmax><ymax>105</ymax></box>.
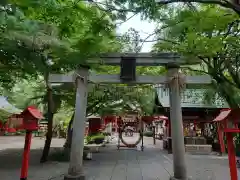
<box><xmin>49</xmin><ymin>53</ymin><xmax>212</xmax><ymax>180</ymax></box>
<box><xmin>117</xmin><ymin>113</ymin><xmax>144</xmax><ymax>150</ymax></box>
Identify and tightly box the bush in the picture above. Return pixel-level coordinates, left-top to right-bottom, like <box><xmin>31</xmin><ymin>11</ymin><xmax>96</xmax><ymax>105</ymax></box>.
<box><xmin>86</xmin><ymin>133</ymin><xmax>105</xmax><ymax>144</ymax></box>
<box><xmin>143</xmin><ymin>131</ymin><xmax>153</xmax><ymax>137</ymax></box>
<box><xmin>85</xmin><ymin>135</ymin><xmax>92</xmax><ymax>144</ymax></box>
<box><xmin>102</xmin><ymin>132</ymin><xmax>111</xmax><ymax>136</ymax></box>
<box><xmin>91</xmin><ymin>134</ymin><xmax>105</xmax><ymax>144</ymax></box>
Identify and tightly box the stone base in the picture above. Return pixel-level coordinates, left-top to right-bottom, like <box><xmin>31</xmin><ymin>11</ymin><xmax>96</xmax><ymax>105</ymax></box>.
<box><xmin>64</xmin><ymin>174</ymin><xmax>85</xmax><ymax>180</ymax></box>
<box><xmin>185</xmin><ymin>144</ymin><xmax>212</xmax><ymax>155</ymax></box>
<box><xmin>169</xmin><ymin>176</ymin><xmax>192</xmax><ymax>180</ymax></box>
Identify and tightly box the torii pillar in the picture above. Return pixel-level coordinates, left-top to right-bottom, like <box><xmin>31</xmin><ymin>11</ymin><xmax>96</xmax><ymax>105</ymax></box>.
<box><xmin>167</xmin><ymin>64</ymin><xmax>187</xmax><ymax>180</ymax></box>
<box><xmin>64</xmin><ymin>68</ymin><xmax>89</xmax><ymax>180</ymax></box>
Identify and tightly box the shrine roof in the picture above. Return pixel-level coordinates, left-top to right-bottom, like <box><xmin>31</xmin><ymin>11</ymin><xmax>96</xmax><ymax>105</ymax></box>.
<box><xmin>156</xmin><ymin>87</ymin><xmax>229</xmax><ymax>109</ymax></box>
<box><xmin>0</xmin><ymin>96</ymin><xmax>21</xmax><ymax>114</ymax></box>
<box><xmin>213</xmin><ymin>109</ymin><xmax>240</xmax><ymax>122</ymax></box>
<box><xmin>213</xmin><ymin>109</ymin><xmax>231</xmax><ymax>122</ymax></box>
<box><xmin>21</xmin><ymin>106</ymin><xmax>44</xmax><ymax>119</ymax></box>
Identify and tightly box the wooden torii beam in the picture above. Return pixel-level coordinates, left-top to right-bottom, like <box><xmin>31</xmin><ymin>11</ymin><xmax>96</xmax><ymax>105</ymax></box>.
<box><xmin>57</xmin><ymin>53</ymin><xmax>210</xmax><ymax>180</ymax></box>
<box><xmin>49</xmin><ymin>53</ymin><xmax>209</xmax><ymax>87</ymax></box>
<box><xmin>49</xmin><ymin>73</ymin><xmax>211</xmax><ymax>87</ymax></box>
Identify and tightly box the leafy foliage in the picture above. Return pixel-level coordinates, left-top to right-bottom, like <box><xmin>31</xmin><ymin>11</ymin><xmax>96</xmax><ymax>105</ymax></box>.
<box><xmin>153</xmin><ymin>5</ymin><xmax>240</xmax><ymax>107</ymax></box>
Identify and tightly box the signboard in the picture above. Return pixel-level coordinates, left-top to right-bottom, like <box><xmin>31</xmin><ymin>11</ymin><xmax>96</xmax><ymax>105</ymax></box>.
<box><xmin>156</xmin><ymin>87</ymin><xmax>228</xmax><ymax>108</ymax></box>
<box><xmin>122</xmin><ymin>115</ymin><xmax>138</xmax><ymax>123</ymax></box>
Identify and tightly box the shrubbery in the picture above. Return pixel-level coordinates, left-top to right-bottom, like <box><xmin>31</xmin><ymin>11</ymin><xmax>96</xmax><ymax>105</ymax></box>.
<box><xmin>143</xmin><ymin>131</ymin><xmax>153</xmax><ymax>137</ymax></box>
<box><xmin>86</xmin><ymin>133</ymin><xmax>105</xmax><ymax>144</ymax></box>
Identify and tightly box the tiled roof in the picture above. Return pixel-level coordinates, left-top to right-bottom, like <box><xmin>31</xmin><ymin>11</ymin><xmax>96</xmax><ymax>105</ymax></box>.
<box><xmin>0</xmin><ymin>96</ymin><xmax>21</xmax><ymax>114</ymax></box>
<box><xmin>156</xmin><ymin>87</ymin><xmax>229</xmax><ymax>108</ymax></box>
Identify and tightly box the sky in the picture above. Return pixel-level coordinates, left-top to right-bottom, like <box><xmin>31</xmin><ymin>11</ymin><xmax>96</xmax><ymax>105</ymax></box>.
<box><xmin>116</xmin><ymin>13</ymin><xmax>156</xmax><ymax>52</ymax></box>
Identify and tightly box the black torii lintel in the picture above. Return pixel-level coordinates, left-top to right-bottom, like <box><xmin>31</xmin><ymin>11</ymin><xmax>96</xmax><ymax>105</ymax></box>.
<box><xmin>87</xmin><ymin>53</ymin><xmax>200</xmax><ymax>66</ymax></box>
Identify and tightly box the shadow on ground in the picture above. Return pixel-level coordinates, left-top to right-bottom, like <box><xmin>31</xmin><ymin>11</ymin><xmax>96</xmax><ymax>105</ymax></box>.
<box><xmin>0</xmin><ymin>147</ymin><xmax>71</xmax><ymax>169</ymax></box>
<box><xmin>0</xmin><ymin>148</ymin><xmax>43</xmax><ymax>169</ymax></box>
<box><xmin>0</xmin><ymin>147</ymin><xmax>69</xmax><ymax>180</ymax></box>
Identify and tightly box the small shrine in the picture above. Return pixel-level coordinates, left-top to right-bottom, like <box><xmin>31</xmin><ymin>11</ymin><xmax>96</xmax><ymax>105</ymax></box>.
<box><xmin>87</xmin><ymin>115</ymin><xmax>102</xmax><ymax>134</ymax></box>
<box><xmin>154</xmin><ymin>87</ymin><xmax>226</xmax><ymax>154</ymax></box>
<box><xmin>213</xmin><ymin>109</ymin><xmax>240</xmax><ymax>154</ymax></box>
<box><xmin>212</xmin><ymin>109</ymin><xmax>240</xmax><ymax>180</ymax></box>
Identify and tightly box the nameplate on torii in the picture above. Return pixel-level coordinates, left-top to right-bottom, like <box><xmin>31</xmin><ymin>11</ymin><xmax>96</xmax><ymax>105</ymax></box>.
<box><xmin>157</xmin><ymin>87</ymin><xmax>227</xmax><ymax>107</ymax></box>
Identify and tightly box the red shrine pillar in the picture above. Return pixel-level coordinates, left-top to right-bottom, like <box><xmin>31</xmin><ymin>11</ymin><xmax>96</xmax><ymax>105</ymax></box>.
<box><xmin>114</xmin><ymin>116</ymin><xmax>118</xmax><ymax>133</ymax></box>
<box><xmin>193</xmin><ymin>120</ymin><xmax>197</xmax><ymax>130</ymax></box>
<box><xmin>226</xmin><ymin>132</ymin><xmax>238</xmax><ymax>180</ymax></box>
<box><xmin>168</xmin><ymin>119</ymin><xmax>172</xmax><ymax>153</ymax></box>
<box><xmin>217</xmin><ymin>123</ymin><xmax>225</xmax><ymax>154</ymax></box>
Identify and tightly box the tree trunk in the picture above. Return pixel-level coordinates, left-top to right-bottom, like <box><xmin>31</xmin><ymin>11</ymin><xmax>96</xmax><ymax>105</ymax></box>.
<box><xmin>64</xmin><ymin>112</ymin><xmax>75</xmax><ymax>148</ymax></box>
<box><xmin>40</xmin><ymin>72</ymin><xmax>55</xmax><ymax>163</ymax></box>
<box><xmin>157</xmin><ymin>0</ymin><xmax>240</xmax><ymax>16</ymax></box>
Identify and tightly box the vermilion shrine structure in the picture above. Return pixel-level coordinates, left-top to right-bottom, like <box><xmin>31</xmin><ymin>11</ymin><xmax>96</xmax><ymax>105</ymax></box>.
<box><xmin>49</xmin><ymin>53</ymin><xmax>213</xmax><ymax>180</ymax></box>
<box><xmin>6</xmin><ymin>106</ymin><xmax>44</xmax><ymax>180</ymax></box>
<box><xmin>213</xmin><ymin>109</ymin><xmax>240</xmax><ymax>180</ymax></box>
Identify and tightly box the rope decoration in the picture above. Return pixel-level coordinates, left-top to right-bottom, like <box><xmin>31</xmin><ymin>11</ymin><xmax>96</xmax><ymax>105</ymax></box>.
<box><xmin>166</xmin><ymin>70</ymin><xmax>186</xmax><ymax>93</ymax></box>
<box><xmin>72</xmin><ymin>71</ymin><xmax>87</xmax><ymax>87</ymax></box>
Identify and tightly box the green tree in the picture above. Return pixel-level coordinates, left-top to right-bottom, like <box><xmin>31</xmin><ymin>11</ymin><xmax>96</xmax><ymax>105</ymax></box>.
<box><xmin>1</xmin><ymin>0</ymin><xmax>121</xmax><ymax>162</ymax></box>
<box><xmin>153</xmin><ymin>5</ymin><xmax>240</xmax><ymax>107</ymax></box>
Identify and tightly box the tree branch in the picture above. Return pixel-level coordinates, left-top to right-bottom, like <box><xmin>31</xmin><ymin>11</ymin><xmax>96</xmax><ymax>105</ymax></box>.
<box><xmin>92</xmin><ymin>1</ymin><xmax>139</xmax><ymax>13</ymax></box>
<box><xmin>156</xmin><ymin>0</ymin><xmax>240</xmax><ymax>15</ymax></box>
<box><xmin>116</xmin><ymin>12</ymin><xmax>139</xmax><ymax>26</ymax></box>
<box><xmin>183</xmin><ymin>67</ymin><xmax>209</xmax><ymax>75</ymax></box>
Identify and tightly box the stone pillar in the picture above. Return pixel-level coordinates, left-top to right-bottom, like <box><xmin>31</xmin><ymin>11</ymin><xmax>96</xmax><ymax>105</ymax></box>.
<box><xmin>167</xmin><ymin>64</ymin><xmax>187</xmax><ymax>180</ymax></box>
<box><xmin>64</xmin><ymin>68</ymin><xmax>89</xmax><ymax>180</ymax></box>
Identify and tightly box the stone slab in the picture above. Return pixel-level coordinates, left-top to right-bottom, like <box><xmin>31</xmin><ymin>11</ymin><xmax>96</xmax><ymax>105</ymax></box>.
<box><xmin>64</xmin><ymin>174</ymin><xmax>85</xmax><ymax>180</ymax></box>
<box><xmin>185</xmin><ymin>144</ymin><xmax>212</xmax><ymax>154</ymax></box>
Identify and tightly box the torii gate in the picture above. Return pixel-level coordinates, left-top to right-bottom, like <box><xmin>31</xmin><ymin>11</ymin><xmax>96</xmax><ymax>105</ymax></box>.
<box><xmin>49</xmin><ymin>53</ymin><xmax>212</xmax><ymax>180</ymax></box>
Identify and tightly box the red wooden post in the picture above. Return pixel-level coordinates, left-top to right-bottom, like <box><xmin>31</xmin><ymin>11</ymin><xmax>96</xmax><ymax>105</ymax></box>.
<box><xmin>168</xmin><ymin>119</ymin><xmax>172</xmax><ymax>153</ymax></box>
<box><xmin>18</xmin><ymin>106</ymin><xmax>43</xmax><ymax>180</ymax></box>
<box><xmin>193</xmin><ymin>120</ymin><xmax>196</xmax><ymax>129</ymax></box>
<box><xmin>20</xmin><ymin>130</ymin><xmax>32</xmax><ymax>180</ymax></box>
<box><xmin>217</xmin><ymin>123</ymin><xmax>225</xmax><ymax>153</ymax></box>
<box><xmin>115</xmin><ymin>116</ymin><xmax>118</xmax><ymax>133</ymax></box>
<box><xmin>226</xmin><ymin>132</ymin><xmax>238</xmax><ymax>180</ymax></box>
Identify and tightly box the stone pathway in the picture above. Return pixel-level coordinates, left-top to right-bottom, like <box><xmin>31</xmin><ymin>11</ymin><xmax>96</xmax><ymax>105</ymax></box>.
<box><xmin>0</xmin><ymin>136</ymin><xmax>236</xmax><ymax>180</ymax></box>
<box><xmin>83</xmin><ymin>146</ymin><xmax>172</xmax><ymax>180</ymax></box>
<box><xmin>83</xmin><ymin>145</ymin><xmax>232</xmax><ymax>180</ymax></box>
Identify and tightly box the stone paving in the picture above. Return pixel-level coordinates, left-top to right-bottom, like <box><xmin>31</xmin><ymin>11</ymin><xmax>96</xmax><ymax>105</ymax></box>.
<box><xmin>0</xmin><ymin>136</ymin><xmax>236</xmax><ymax>180</ymax></box>
<box><xmin>84</xmin><ymin>144</ymin><xmax>232</xmax><ymax>180</ymax></box>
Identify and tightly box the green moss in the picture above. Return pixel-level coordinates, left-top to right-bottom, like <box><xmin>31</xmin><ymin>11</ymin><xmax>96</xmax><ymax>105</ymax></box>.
<box><xmin>143</xmin><ymin>131</ymin><xmax>153</xmax><ymax>137</ymax></box>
